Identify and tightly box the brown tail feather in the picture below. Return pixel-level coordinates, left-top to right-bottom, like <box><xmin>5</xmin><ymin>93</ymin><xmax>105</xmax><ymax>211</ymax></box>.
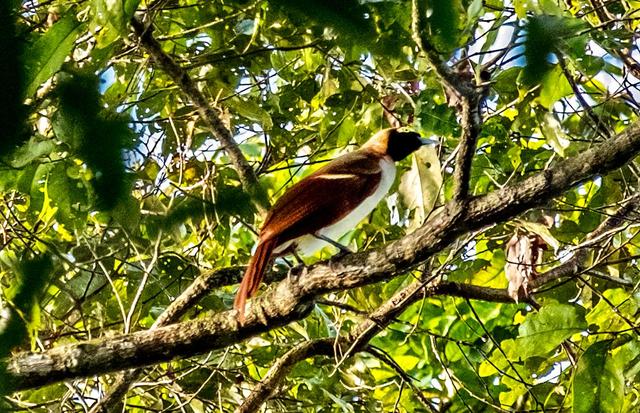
<box><xmin>234</xmin><ymin>237</ymin><xmax>278</xmax><ymax>322</ymax></box>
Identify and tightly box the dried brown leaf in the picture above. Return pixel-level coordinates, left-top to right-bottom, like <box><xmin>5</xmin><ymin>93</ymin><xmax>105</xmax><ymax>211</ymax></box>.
<box><xmin>505</xmin><ymin>231</ymin><xmax>547</xmax><ymax>302</ymax></box>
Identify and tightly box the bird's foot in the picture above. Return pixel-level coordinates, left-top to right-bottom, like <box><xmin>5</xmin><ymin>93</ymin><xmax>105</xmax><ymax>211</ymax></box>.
<box><xmin>328</xmin><ymin>258</ymin><xmax>343</xmax><ymax>273</ymax></box>
<box><xmin>253</xmin><ymin>299</ymin><xmax>269</xmax><ymax>325</ymax></box>
<box><xmin>286</xmin><ymin>262</ymin><xmax>305</xmax><ymax>282</ymax></box>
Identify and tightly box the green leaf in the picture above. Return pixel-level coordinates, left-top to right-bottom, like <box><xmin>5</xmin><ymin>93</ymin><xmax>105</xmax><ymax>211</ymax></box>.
<box><xmin>269</xmin><ymin>0</ymin><xmax>377</xmax><ymax>54</ymax></box>
<box><xmin>93</xmin><ymin>0</ymin><xmax>141</xmax><ymax>35</ymax></box>
<box><xmin>573</xmin><ymin>340</ymin><xmax>624</xmax><ymax>413</ymax></box>
<box><xmin>111</xmin><ymin>194</ymin><xmax>140</xmax><ymax>229</ymax></box>
<box><xmin>509</xmin><ymin>303</ymin><xmax>586</xmax><ymax>359</ymax></box>
<box><xmin>215</xmin><ymin>184</ymin><xmax>256</xmax><ymax>220</ymax></box>
<box><xmin>540</xmin><ymin>112</ymin><xmax>570</xmax><ymax>157</ymax></box>
<box><xmin>398</xmin><ymin>145</ymin><xmax>443</xmax><ymax>232</ymax></box>
<box><xmin>513</xmin><ymin>0</ymin><xmax>527</xmax><ymax>18</ymax></box>
<box><xmin>53</xmin><ymin>72</ymin><xmax>134</xmax><ymax>210</ymax></box>
<box><xmin>427</xmin><ymin>0</ymin><xmax>462</xmax><ymax>51</ymax></box>
<box><xmin>467</xmin><ymin>0</ymin><xmax>483</xmax><ymax>23</ymax></box>
<box><xmin>23</xmin><ymin>14</ymin><xmax>83</xmax><ymax>97</ymax></box>
<box><xmin>229</xmin><ymin>97</ymin><xmax>273</xmax><ymax>131</ymax></box>
<box><xmin>586</xmin><ymin>289</ymin><xmax>638</xmax><ymax>333</ymax></box>
<box><xmin>523</xmin><ymin>15</ymin><xmax>581</xmax><ymax>85</ymax></box>
<box><xmin>47</xmin><ymin>162</ymin><xmax>89</xmax><ymax>227</ymax></box>
<box><xmin>10</xmin><ymin>138</ymin><xmax>57</xmax><ymax>168</ymax></box>
<box><xmin>539</xmin><ymin>66</ymin><xmax>572</xmax><ymax>109</ymax></box>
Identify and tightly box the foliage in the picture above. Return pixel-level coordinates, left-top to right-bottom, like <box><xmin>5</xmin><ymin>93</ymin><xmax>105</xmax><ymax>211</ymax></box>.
<box><xmin>2</xmin><ymin>0</ymin><xmax>640</xmax><ymax>411</ymax></box>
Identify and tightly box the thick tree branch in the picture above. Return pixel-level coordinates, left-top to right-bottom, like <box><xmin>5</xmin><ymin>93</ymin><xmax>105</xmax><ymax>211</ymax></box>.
<box><xmin>87</xmin><ymin>265</ymin><xmax>252</xmax><ymax>412</ymax></box>
<box><xmin>411</xmin><ymin>0</ymin><xmax>482</xmax><ymax>200</ymax></box>
<box><xmin>5</xmin><ymin>120</ymin><xmax>640</xmax><ymax>391</ymax></box>
<box><xmin>453</xmin><ymin>97</ymin><xmax>482</xmax><ymax>200</ymax></box>
<box><xmin>129</xmin><ymin>17</ymin><xmax>268</xmax><ymax>213</ymax></box>
<box><xmin>89</xmin><ymin>265</ymin><xmax>290</xmax><ymax>411</ymax></box>
<box><xmin>240</xmin><ymin>198</ymin><xmax>640</xmax><ymax>412</ymax></box>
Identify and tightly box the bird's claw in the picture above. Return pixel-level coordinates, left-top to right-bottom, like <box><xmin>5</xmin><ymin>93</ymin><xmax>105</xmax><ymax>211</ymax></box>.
<box><xmin>252</xmin><ymin>298</ymin><xmax>269</xmax><ymax>325</ymax></box>
<box><xmin>286</xmin><ymin>262</ymin><xmax>306</xmax><ymax>282</ymax></box>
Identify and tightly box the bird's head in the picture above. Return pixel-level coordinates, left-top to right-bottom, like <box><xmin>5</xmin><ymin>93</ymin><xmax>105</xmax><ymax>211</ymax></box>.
<box><xmin>362</xmin><ymin>127</ymin><xmax>437</xmax><ymax>161</ymax></box>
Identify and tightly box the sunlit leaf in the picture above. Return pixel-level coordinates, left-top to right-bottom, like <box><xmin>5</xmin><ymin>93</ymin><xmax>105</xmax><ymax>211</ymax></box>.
<box><xmin>540</xmin><ymin>112</ymin><xmax>570</xmax><ymax>157</ymax></box>
<box><xmin>93</xmin><ymin>0</ymin><xmax>141</xmax><ymax>35</ymax></box>
<box><xmin>509</xmin><ymin>303</ymin><xmax>587</xmax><ymax>359</ymax></box>
<box><xmin>398</xmin><ymin>145</ymin><xmax>442</xmax><ymax>232</ymax></box>
<box><xmin>539</xmin><ymin>66</ymin><xmax>572</xmax><ymax>109</ymax></box>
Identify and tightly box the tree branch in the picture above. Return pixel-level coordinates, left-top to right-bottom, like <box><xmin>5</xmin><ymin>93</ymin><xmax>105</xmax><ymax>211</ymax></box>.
<box><xmin>235</xmin><ymin>338</ymin><xmax>334</xmax><ymax>413</ymax></box>
<box><xmin>87</xmin><ymin>265</ymin><xmax>255</xmax><ymax>412</ymax></box>
<box><xmin>366</xmin><ymin>346</ymin><xmax>439</xmax><ymax>412</ymax></box>
<box><xmin>238</xmin><ymin>197</ymin><xmax>640</xmax><ymax>412</ymax></box>
<box><xmin>534</xmin><ymin>196</ymin><xmax>640</xmax><ymax>288</ymax></box>
<box><xmin>410</xmin><ymin>0</ymin><xmax>482</xmax><ymax>201</ymax></box>
<box><xmin>129</xmin><ymin>17</ymin><xmax>268</xmax><ymax>213</ymax></box>
<box><xmin>453</xmin><ymin>97</ymin><xmax>482</xmax><ymax>201</ymax></box>
<box><xmin>5</xmin><ymin>120</ymin><xmax>640</xmax><ymax>391</ymax></box>
<box><xmin>588</xmin><ymin>0</ymin><xmax>640</xmax><ymax>80</ymax></box>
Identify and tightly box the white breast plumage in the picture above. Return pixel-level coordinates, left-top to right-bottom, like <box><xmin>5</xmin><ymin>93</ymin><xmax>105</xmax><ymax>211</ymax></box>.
<box><xmin>291</xmin><ymin>156</ymin><xmax>396</xmax><ymax>256</ymax></box>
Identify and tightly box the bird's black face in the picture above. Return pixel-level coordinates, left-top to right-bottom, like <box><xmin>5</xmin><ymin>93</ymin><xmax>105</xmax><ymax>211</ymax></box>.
<box><xmin>386</xmin><ymin>129</ymin><xmax>426</xmax><ymax>161</ymax></box>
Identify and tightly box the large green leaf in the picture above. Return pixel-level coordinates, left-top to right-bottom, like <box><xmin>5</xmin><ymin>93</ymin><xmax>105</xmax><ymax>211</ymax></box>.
<box><xmin>23</xmin><ymin>14</ymin><xmax>84</xmax><ymax>97</ymax></box>
<box><xmin>539</xmin><ymin>66</ymin><xmax>572</xmax><ymax>109</ymax></box>
<box><xmin>573</xmin><ymin>340</ymin><xmax>624</xmax><ymax>413</ymax></box>
<box><xmin>93</xmin><ymin>0</ymin><xmax>141</xmax><ymax>36</ymax></box>
<box><xmin>10</xmin><ymin>138</ymin><xmax>57</xmax><ymax>168</ymax></box>
<box><xmin>509</xmin><ymin>303</ymin><xmax>587</xmax><ymax>359</ymax></box>
<box><xmin>523</xmin><ymin>15</ymin><xmax>582</xmax><ymax>85</ymax></box>
<box><xmin>53</xmin><ymin>73</ymin><xmax>134</xmax><ymax>210</ymax></box>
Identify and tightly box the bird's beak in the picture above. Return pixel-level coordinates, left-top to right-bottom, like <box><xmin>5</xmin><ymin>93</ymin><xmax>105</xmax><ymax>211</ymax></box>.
<box><xmin>420</xmin><ymin>137</ymin><xmax>438</xmax><ymax>146</ymax></box>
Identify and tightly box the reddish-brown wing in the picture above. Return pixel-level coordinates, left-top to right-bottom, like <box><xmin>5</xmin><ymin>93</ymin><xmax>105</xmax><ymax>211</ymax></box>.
<box><xmin>259</xmin><ymin>150</ymin><xmax>383</xmax><ymax>243</ymax></box>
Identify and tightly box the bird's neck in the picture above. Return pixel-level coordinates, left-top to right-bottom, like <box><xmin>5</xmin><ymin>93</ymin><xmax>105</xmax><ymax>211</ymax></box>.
<box><xmin>360</xmin><ymin>140</ymin><xmax>388</xmax><ymax>158</ymax></box>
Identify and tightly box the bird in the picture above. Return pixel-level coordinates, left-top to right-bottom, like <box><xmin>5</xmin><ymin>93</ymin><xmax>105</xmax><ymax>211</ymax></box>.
<box><xmin>234</xmin><ymin>127</ymin><xmax>435</xmax><ymax>321</ymax></box>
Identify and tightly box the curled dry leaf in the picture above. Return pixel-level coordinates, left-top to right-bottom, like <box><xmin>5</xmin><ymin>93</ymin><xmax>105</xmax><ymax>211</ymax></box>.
<box><xmin>504</xmin><ymin>231</ymin><xmax>548</xmax><ymax>302</ymax></box>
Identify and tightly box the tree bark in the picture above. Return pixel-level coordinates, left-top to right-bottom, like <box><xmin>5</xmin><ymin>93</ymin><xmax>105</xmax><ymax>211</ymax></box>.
<box><xmin>5</xmin><ymin>120</ymin><xmax>640</xmax><ymax>391</ymax></box>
